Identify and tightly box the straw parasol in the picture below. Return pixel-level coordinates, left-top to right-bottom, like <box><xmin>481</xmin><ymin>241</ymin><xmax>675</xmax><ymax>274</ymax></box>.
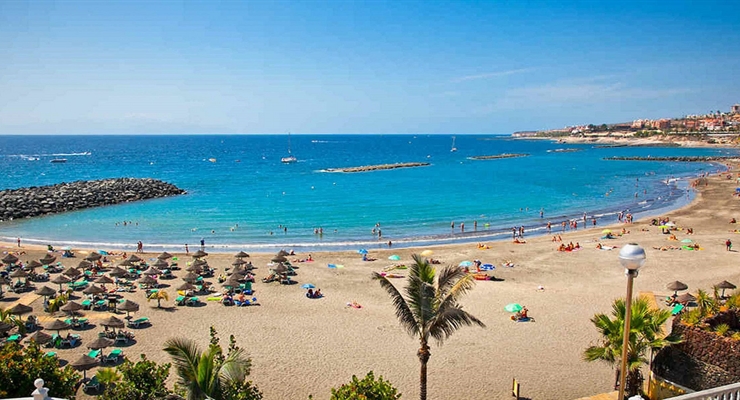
<box><xmin>271</xmin><ymin>264</ymin><xmax>288</xmax><ymax>274</ymax></box>
<box><xmin>232</xmin><ymin>259</ymin><xmax>247</xmax><ymax>266</ymax></box>
<box><xmin>157</xmin><ymin>252</ymin><xmax>173</xmax><ymax>260</ymax></box>
<box><xmin>192</xmin><ymin>250</ymin><xmax>208</xmax><ymax>259</ymax></box>
<box><xmin>100</xmin><ymin>315</ymin><xmax>125</xmax><ymax>329</ymax></box>
<box><xmin>177</xmin><ymin>282</ymin><xmax>197</xmax><ymax>291</ymax></box>
<box><xmin>94</xmin><ymin>275</ymin><xmax>115</xmax><ymax>285</ymax></box>
<box><xmin>39</xmin><ymin>255</ymin><xmax>57</xmax><ymax>265</ymax></box>
<box><xmin>50</xmin><ymin>274</ymin><xmax>71</xmax><ymax>291</ymax></box>
<box><xmin>186</xmin><ymin>264</ymin><xmax>203</xmax><ymax>273</ymax></box>
<box><xmin>192</xmin><ymin>258</ymin><xmax>208</xmax><ymax>267</ymax></box>
<box><xmin>109</xmin><ymin>267</ymin><xmax>127</xmax><ymax>277</ymax></box>
<box><xmin>9</xmin><ymin>269</ymin><xmax>29</xmax><ymax>279</ymax></box>
<box><xmin>26</xmin><ymin>330</ymin><xmax>53</xmax><ymax>345</ymax></box>
<box><xmin>126</xmin><ymin>255</ymin><xmax>142</xmax><ymax>263</ymax></box>
<box><xmin>715</xmin><ymin>280</ymin><xmax>737</xmax><ymax>298</ymax></box>
<box><xmin>137</xmin><ymin>276</ymin><xmax>158</xmax><ymax>286</ymax></box>
<box><xmin>118</xmin><ymin>300</ymin><xmax>140</xmax><ymax>318</ymax></box>
<box><xmin>85</xmin><ymin>252</ymin><xmax>102</xmax><ymax>262</ymax></box>
<box><xmin>88</xmin><ymin>336</ymin><xmax>114</xmax><ymax>350</ymax></box>
<box><xmin>272</xmin><ymin>255</ymin><xmax>287</xmax><ymax>263</ymax></box>
<box><xmin>45</xmin><ymin>319</ymin><xmax>72</xmax><ymax>334</ymax></box>
<box><xmin>2</xmin><ymin>254</ymin><xmax>19</xmax><ymax>265</ymax></box>
<box><xmin>152</xmin><ymin>259</ymin><xmax>169</xmax><ymax>269</ymax></box>
<box><xmin>676</xmin><ymin>293</ymin><xmax>697</xmax><ymax>304</ymax></box>
<box><xmin>35</xmin><ymin>286</ymin><xmax>57</xmax><ymax>298</ymax></box>
<box><xmin>235</xmin><ymin>251</ymin><xmax>250</xmax><ymax>259</ymax></box>
<box><xmin>26</xmin><ymin>260</ymin><xmax>43</xmax><ymax>269</ymax></box>
<box><xmin>77</xmin><ymin>260</ymin><xmax>93</xmax><ymax>270</ymax></box>
<box><xmin>6</xmin><ymin>303</ymin><xmax>33</xmax><ymax>316</ymax></box>
<box><xmin>142</xmin><ymin>266</ymin><xmax>162</xmax><ymax>276</ymax></box>
<box><xmin>82</xmin><ymin>284</ymin><xmax>106</xmax><ymax>295</ymax></box>
<box><xmin>60</xmin><ymin>301</ymin><xmax>84</xmax><ymax>313</ymax></box>
<box><xmin>182</xmin><ymin>272</ymin><xmax>199</xmax><ymax>283</ymax></box>
<box><xmin>71</xmin><ymin>354</ymin><xmax>99</xmax><ymax>379</ymax></box>
<box><xmin>277</xmin><ymin>249</ymin><xmax>290</xmax><ymax>257</ymax></box>
<box><xmin>63</xmin><ymin>267</ymin><xmax>81</xmax><ymax>278</ymax></box>
<box><xmin>118</xmin><ymin>259</ymin><xmax>134</xmax><ymax>267</ymax></box>
<box><xmin>666</xmin><ymin>281</ymin><xmax>688</xmax><ymax>297</ymax></box>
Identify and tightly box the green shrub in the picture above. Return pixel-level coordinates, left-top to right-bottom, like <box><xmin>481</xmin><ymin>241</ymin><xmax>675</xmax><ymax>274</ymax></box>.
<box><xmin>329</xmin><ymin>371</ymin><xmax>401</xmax><ymax>400</ymax></box>
<box><xmin>714</xmin><ymin>323</ymin><xmax>731</xmax><ymax>336</ymax></box>
<box><xmin>100</xmin><ymin>354</ymin><xmax>171</xmax><ymax>400</ymax></box>
<box><xmin>0</xmin><ymin>341</ymin><xmax>79</xmax><ymax>398</ymax></box>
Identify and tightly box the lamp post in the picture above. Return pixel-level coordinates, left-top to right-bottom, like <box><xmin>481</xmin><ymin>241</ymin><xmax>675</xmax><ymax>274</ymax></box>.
<box><xmin>617</xmin><ymin>243</ymin><xmax>646</xmax><ymax>400</ymax></box>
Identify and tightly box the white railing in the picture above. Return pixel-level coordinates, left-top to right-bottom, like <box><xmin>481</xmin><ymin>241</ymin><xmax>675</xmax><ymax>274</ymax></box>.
<box><xmin>668</xmin><ymin>382</ymin><xmax>740</xmax><ymax>400</ymax></box>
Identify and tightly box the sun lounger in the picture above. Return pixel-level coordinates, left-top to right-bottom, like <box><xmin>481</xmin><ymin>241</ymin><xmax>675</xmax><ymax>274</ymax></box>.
<box><xmin>64</xmin><ymin>317</ymin><xmax>89</xmax><ymax>328</ymax></box>
<box><xmin>61</xmin><ymin>334</ymin><xmax>81</xmax><ymax>348</ymax></box>
<box><xmin>81</xmin><ymin>299</ymin><xmax>93</xmax><ymax>309</ymax></box>
<box><xmin>175</xmin><ymin>295</ymin><xmax>186</xmax><ymax>306</ymax></box>
<box><xmin>671</xmin><ymin>303</ymin><xmax>685</xmax><ymax>315</ymax></box>
<box><xmin>127</xmin><ymin>317</ymin><xmax>150</xmax><ymax>328</ymax></box>
<box><xmin>104</xmin><ymin>348</ymin><xmax>123</xmax><ymax>363</ymax></box>
<box><xmin>84</xmin><ymin>376</ymin><xmax>100</xmax><ymax>393</ymax></box>
<box><xmin>114</xmin><ymin>333</ymin><xmax>129</xmax><ymax>345</ymax></box>
<box><xmin>186</xmin><ymin>297</ymin><xmax>199</xmax><ymax>306</ymax></box>
<box><xmin>6</xmin><ymin>334</ymin><xmax>21</xmax><ymax>343</ymax></box>
<box><xmin>44</xmin><ymin>351</ymin><xmax>57</xmax><ymax>358</ymax></box>
<box><xmin>88</xmin><ymin>349</ymin><xmax>101</xmax><ymax>359</ymax></box>
<box><xmin>93</xmin><ymin>300</ymin><xmax>107</xmax><ymax>311</ymax></box>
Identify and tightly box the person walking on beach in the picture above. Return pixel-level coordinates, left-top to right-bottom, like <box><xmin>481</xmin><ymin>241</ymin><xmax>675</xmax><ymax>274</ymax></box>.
<box><xmin>460</xmin><ymin>222</ymin><xmax>465</xmax><ymax>232</ymax></box>
<box><xmin>546</xmin><ymin>221</ymin><xmax>551</xmax><ymax>233</ymax></box>
<box><xmin>726</xmin><ymin>239</ymin><xmax>732</xmax><ymax>251</ymax></box>
<box><xmin>137</xmin><ymin>241</ymin><xmax>143</xmax><ymax>253</ymax></box>
<box><xmin>185</xmin><ymin>244</ymin><xmax>189</xmax><ymax>254</ymax></box>
<box><xmin>17</xmin><ymin>237</ymin><xmax>20</xmax><ymax>247</ymax></box>
<box><xmin>200</xmin><ymin>238</ymin><xmax>205</xmax><ymax>250</ymax></box>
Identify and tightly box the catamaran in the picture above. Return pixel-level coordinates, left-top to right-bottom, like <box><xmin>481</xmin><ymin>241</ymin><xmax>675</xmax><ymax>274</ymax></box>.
<box><xmin>450</xmin><ymin>136</ymin><xmax>457</xmax><ymax>152</ymax></box>
<box><xmin>281</xmin><ymin>133</ymin><xmax>297</xmax><ymax>163</ymax></box>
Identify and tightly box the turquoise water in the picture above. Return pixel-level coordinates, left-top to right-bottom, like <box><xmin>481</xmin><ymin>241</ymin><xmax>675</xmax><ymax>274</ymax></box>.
<box><xmin>0</xmin><ymin>135</ymin><xmax>734</xmax><ymax>252</ymax></box>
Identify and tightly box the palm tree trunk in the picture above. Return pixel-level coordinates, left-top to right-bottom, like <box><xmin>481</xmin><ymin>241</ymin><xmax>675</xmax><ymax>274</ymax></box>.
<box><xmin>417</xmin><ymin>343</ymin><xmax>430</xmax><ymax>400</ymax></box>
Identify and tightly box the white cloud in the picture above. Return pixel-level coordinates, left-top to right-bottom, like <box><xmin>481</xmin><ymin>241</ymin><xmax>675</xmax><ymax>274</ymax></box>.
<box><xmin>451</xmin><ymin>68</ymin><xmax>536</xmax><ymax>83</ymax></box>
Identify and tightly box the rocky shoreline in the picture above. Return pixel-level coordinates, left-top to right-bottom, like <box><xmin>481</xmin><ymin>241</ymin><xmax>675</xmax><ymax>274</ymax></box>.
<box><xmin>322</xmin><ymin>162</ymin><xmax>430</xmax><ymax>173</ymax></box>
<box><xmin>468</xmin><ymin>153</ymin><xmax>529</xmax><ymax>160</ymax></box>
<box><xmin>0</xmin><ymin>178</ymin><xmax>186</xmax><ymax>221</ymax></box>
<box><xmin>604</xmin><ymin>156</ymin><xmax>739</xmax><ymax>162</ymax></box>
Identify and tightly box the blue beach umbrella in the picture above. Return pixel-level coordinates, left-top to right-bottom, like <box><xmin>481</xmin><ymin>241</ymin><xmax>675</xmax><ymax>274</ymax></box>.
<box><xmin>301</xmin><ymin>283</ymin><xmax>316</xmax><ymax>289</ymax></box>
<box><xmin>358</xmin><ymin>249</ymin><xmax>368</xmax><ymax>254</ymax></box>
<box><xmin>504</xmin><ymin>303</ymin><xmax>523</xmax><ymax>313</ymax></box>
<box><xmin>458</xmin><ymin>261</ymin><xmax>473</xmax><ymax>267</ymax></box>
<box><xmin>388</xmin><ymin>255</ymin><xmax>401</xmax><ymax>261</ymax></box>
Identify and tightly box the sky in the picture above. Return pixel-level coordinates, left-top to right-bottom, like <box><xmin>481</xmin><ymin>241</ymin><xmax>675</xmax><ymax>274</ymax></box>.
<box><xmin>0</xmin><ymin>0</ymin><xmax>739</xmax><ymax>135</ymax></box>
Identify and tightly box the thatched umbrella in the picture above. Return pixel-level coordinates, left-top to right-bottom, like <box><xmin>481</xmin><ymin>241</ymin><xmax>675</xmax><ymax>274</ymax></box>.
<box><xmin>666</xmin><ymin>281</ymin><xmax>688</xmax><ymax>297</ymax></box>
<box><xmin>0</xmin><ymin>321</ymin><xmax>14</xmax><ymax>333</ymax></box>
<box><xmin>77</xmin><ymin>260</ymin><xmax>93</xmax><ymax>270</ymax></box>
<box><xmin>157</xmin><ymin>252</ymin><xmax>173</xmax><ymax>260</ymax></box>
<box><xmin>45</xmin><ymin>319</ymin><xmax>72</xmax><ymax>335</ymax></box>
<box><xmin>232</xmin><ymin>259</ymin><xmax>247</xmax><ymax>267</ymax></box>
<box><xmin>118</xmin><ymin>299</ymin><xmax>139</xmax><ymax>319</ymax></box>
<box><xmin>100</xmin><ymin>315</ymin><xmax>125</xmax><ymax>330</ymax></box>
<box><xmin>26</xmin><ymin>260</ymin><xmax>43</xmax><ymax>269</ymax></box>
<box><xmin>35</xmin><ymin>286</ymin><xmax>57</xmax><ymax>299</ymax></box>
<box><xmin>676</xmin><ymin>293</ymin><xmax>697</xmax><ymax>305</ymax></box>
<box><xmin>94</xmin><ymin>275</ymin><xmax>115</xmax><ymax>285</ymax></box>
<box><xmin>192</xmin><ymin>250</ymin><xmax>208</xmax><ymax>259</ymax></box>
<box><xmin>715</xmin><ymin>280</ymin><xmax>737</xmax><ymax>298</ymax></box>
<box><xmin>87</xmin><ymin>336</ymin><xmax>114</xmax><ymax>359</ymax></box>
<box><xmin>39</xmin><ymin>255</ymin><xmax>56</xmax><ymax>266</ymax></box>
<box><xmin>182</xmin><ymin>272</ymin><xmax>199</xmax><ymax>283</ymax></box>
<box><xmin>118</xmin><ymin>259</ymin><xmax>134</xmax><ymax>268</ymax></box>
<box><xmin>6</xmin><ymin>303</ymin><xmax>33</xmax><ymax>316</ymax></box>
<box><xmin>277</xmin><ymin>249</ymin><xmax>290</xmax><ymax>257</ymax></box>
<box><xmin>2</xmin><ymin>254</ymin><xmax>19</xmax><ymax>265</ymax></box>
<box><xmin>153</xmin><ymin>259</ymin><xmax>169</xmax><ymax>269</ymax></box>
<box><xmin>50</xmin><ymin>274</ymin><xmax>71</xmax><ymax>292</ymax></box>
<box><xmin>185</xmin><ymin>264</ymin><xmax>203</xmax><ymax>273</ymax></box>
<box><xmin>192</xmin><ymin>258</ymin><xmax>208</xmax><ymax>267</ymax></box>
<box><xmin>60</xmin><ymin>301</ymin><xmax>84</xmax><ymax>313</ymax></box>
<box><xmin>137</xmin><ymin>276</ymin><xmax>157</xmax><ymax>286</ymax></box>
<box><xmin>108</xmin><ymin>267</ymin><xmax>127</xmax><ymax>278</ymax></box>
<box><xmin>82</xmin><ymin>284</ymin><xmax>106</xmax><ymax>295</ymax></box>
<box><xmin>177</xmin><ymin>282</ymin><xmax>197</xmax><ymax>291</ymax></box>
<box><xmin>63</xmin><ymin>267</ymin><xmax>81</xmax><ymax>278</ymax></box>
<box><xmin>142</xmin><ymin>266</ymin><xmax>162</xmax><ymax>276</ymax></box>
<box><xmin>71</xmin><ymin>354</ymin><xmax>99</xmax><ymax>379</ymax></box>
<box><xmin>126</xmin><ymin>255</ymin><xmax>142</xmax><ymax>263</ymax></box>
<box><xmin>85</xmin><ymin>252</ymin><xmax>102</xmax><ymax>262</ymax></box>
<box><xmin>9</xmin><ymin>269</ymin><xmax>28</xmax><ymax>285</ymax></box>
<box><xmin>271</xmin><ymin>264</ymin><xmax>288</xmax><ymax>274</ymax></box>
<box><xmin>235</xmin><ymin>251</ymin><xmax>250</xmax><ymax>259</ymax></box>
<box><xmin>26</xmin><ymin>330</ymin><xmax>53</xmax><ymax>345</ymax></box>
<box><xmin>271</xmin><ymin>255</ymin><xmax>287</xmax><ymax>263</ymax></box>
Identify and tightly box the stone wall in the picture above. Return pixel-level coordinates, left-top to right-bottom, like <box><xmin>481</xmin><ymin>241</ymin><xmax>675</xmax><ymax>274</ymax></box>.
<box><xmin>0</xmin><ymin>178</ymin><xmax>186</xmax><ymax>221</ymax></box>
<box><xmin>652</xmin><ymin>312</ymin><xmax>740</xmax><ymax>390</ymax></box>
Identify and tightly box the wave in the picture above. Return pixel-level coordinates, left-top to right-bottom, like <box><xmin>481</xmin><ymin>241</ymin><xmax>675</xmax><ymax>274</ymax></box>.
<box><xmin>4</xmin><ymin>152</ymin><xmax>92</xmax><ymax>158</ymax></box>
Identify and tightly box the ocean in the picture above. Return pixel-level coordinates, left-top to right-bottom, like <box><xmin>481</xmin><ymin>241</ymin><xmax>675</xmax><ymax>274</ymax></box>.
<box><xmin>0</xmin><ymin>134</ymin><xmax>735</xmax><ymax>252</ymax></box>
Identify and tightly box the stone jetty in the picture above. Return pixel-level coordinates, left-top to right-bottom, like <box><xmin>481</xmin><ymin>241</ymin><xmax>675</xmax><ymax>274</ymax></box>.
<box><xmin>604</xmin><ymin>156</ymin><xmax>739</xmax><ymax>162</ymax></box>
<box><xmin>323</xmin><ymin>162</ymin><xmax>430</xmax><ymax>173</ymax></box>
<box><xmin>0</xmin><ymin>178</ymin><xmax>186</xmax><ymax>222</ymax></box>
<box><xmin>468</xmin><ymin>153</ymin><xmax>529</xmax><ymax>160</ymax></box>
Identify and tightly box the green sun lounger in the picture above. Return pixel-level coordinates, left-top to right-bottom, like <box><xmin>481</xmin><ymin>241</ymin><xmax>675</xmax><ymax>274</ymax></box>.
<box><xmin>45</xmin><ymin>351</ymin><xmax>57</xmax><ymax>358</ymax></box>
<box><xmin>81</xmin><ymin>299</ymin><xmax>92</xmax><ymax>309</ymax></box>
<box><xmin>84</xmin><ymin>376</ymin><xmax>100</xmax><ymax>392</ymax></box>
<box><xmin>6</xmin><ymin>334</ymin><xmax>21</xmax><ymax>343</ymax></box>
<box><xmin>104</xmin><ymin>348</ymin><xmax>123</xmax><ymax>363</ymax></box>
<box><xmin>671</xmin><ymin>303</ymin><xmax>685</xmax><ymax>315</ymax></box>
<box><xmin>128</xmin><ymin>317</ymin><xmax>150</xmax><ymax>328</ymax></box>
<box><xmin>175</xmin><ymin>295</ymin><xmax>186</xmax><ymax>305</ymax></box>
<box><xmin>88</xmin><ymin>349</ymin><xmax>101</xmax><ymax>359</ymax></box>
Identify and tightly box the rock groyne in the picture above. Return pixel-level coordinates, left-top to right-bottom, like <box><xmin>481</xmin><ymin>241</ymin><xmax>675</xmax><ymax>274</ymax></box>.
<box><xmin>0</xmin><ymin>178</ymin><xmax>186</xmax><ymax>221</ymax></box>
<box><xmin>322</xmin><ymin>162</ymin><xmax>430</xmax><ymax>173</ymax></box>
<box><xmin>604</xmin><ymin>156</ymin><xmax>738</xmax><ymax>162</ymax></box>
<box><xmin>468</xmin><ymin>153</ymin><xmax>529</xmax><ymax>160</ymax></box>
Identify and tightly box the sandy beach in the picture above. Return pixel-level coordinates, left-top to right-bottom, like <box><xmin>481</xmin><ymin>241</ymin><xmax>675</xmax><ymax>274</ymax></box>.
<box><xmin>3</xmin><ymin>163</ymin><xmax>740</xmax><ymax>400</ymax></box>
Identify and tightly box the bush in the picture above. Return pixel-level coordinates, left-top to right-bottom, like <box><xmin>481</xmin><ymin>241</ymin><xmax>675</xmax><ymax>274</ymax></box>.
<box><xmin>714</xmin><ymin>323</ymin><xmax>731</xmax><ymax>336</ymax></box>
<box><xmin>100</xmin><ymin>354</ymin><xmax>171</xmax><ymax>400</ymax></box>
<box><xmin>0</xmin><ymin>342</ymin><xmax>79</xmax><ymax>398</ymax></box>
<box><xmin>329</xmin><ymin>371</ymin><xmax>401</xmax><ymax>400</ymax></box>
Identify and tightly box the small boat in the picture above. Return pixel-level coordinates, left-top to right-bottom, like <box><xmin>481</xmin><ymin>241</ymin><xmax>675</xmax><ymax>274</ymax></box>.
<box><xmin>450</xmin><ymin>136</ymin><xmax>457</xmax><ymax>152</ymax></box>
<box><xmin>50</xmin><ymin>158</ymin><xmax>67</xmax><ymax>163</ymax></box>
<box><xmin>281</xmin><ymin>133</ymin><xmax>297</xmax><ymax>163</ymax></box>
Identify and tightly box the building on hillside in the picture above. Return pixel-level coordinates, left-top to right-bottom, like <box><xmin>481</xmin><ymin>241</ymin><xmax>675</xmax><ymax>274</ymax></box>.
<box><xmin>650</xmin><ymin>119</ymin><xmax>671</xmax><ymax>130</ymax></box>
<box><xmin>684</xmin><ymin>119</ymin><xmax>700</xmax><ymax>130</ymax></box>
<box><xmin>732</xmin><ymin>104</ymin><xmax>740</xmax><ymax>114</ymax></box>
<box><xmin>631</xmin><ymin>119</ymin><xmax>647</xmax><ymax>129</ymax></box>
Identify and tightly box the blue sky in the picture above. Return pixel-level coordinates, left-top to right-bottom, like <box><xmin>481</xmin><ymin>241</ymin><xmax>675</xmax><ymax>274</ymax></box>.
<box><xmin>1</xmin><ymin>0</ymin><xmax>738</xmax><ymax>134</ymax></box>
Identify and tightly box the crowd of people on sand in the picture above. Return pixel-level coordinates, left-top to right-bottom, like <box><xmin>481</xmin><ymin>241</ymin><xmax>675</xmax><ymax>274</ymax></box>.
<box><xmin>306</xmin><ymin>288</ymin><xmax>323</xmax><ymax>299</ymax></box>
<box><xmin>557</xmin><ymin>242</ymin><xmax>581</xmax><ymax>252</ymax></box>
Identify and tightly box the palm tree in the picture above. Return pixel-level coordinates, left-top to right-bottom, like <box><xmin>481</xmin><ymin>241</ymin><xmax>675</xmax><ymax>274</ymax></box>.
<box><xmin>584</xmin><ymin>297</ymin><xmax>682</xmax><ymax>398</ymax></box>
<box><xmin>373</xmin><ymin>254</ymin><xmax>485</xmax><ymax>400</ymax></box>
<box><xmin>163</xmin><ymin>331</ymin><xmax>252</xmax><ymax>400</ymax></box>
<box><xmin>147</xmin><ymin>290</ymin><xmax>169</xmax><ymax>308</ymax></box>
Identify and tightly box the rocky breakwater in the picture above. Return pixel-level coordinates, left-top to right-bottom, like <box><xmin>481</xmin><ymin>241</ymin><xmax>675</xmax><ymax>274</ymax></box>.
<box><xmin>322</xmin><ymin>162</ymin><xmax>430</xmax><ymax>173</ymax></box>
<box><xmin>0</xmin><ymin>178</ymin><xmax>186</xmax><ymax>222</ymax></box>
<box><xmin>605</xmin><ymin>156</ymin><xmax>739</xmax><ymax>162</ymax></box>
<box><xmin>468</xmin><ymin>153</ymin><xmax>529</xmax><ymax>160</ymax></box>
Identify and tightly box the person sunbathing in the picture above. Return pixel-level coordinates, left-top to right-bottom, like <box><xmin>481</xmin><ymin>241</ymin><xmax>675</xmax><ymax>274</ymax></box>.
<box><xmin>596</xmin><ymin>243</ymin><xmax>603</xmax><ymax>249</ymax></box>
<box><xmin>306</xmin><ymin>289</ymin><xmax>314</xmax><ymax>298</ymax></box>
<box><xmin>668</xmin><ymin>234</ymin><xmax>678</xmax><ymax>241</ymax></box>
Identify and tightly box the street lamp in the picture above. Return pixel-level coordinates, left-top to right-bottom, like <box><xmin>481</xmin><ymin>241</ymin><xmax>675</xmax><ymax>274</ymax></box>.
<box><xmin>617</xmin><ymin>243</ymin><xmax>646</xmax><ymax>400</ymax></box>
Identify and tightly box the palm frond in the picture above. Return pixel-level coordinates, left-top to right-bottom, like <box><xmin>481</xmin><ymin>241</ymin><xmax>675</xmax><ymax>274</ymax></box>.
<box><xmin>219</xmin><ymin>346</ymin><xmax>251</xmax><ymax>387</ymax></box>
<box><xmin>428</xmin><ymin>306</ymin><xmax>485</xmax><ymax>344</ymax></box>
<box><xmin>163</xmin><ymin>337</ymin><xmax>203</xmax><ymax>397</ymax></box>
<box><xmin>372</xmin><ymin>272</ymin><xmax>418</xmax><ymax>337</ymax></box>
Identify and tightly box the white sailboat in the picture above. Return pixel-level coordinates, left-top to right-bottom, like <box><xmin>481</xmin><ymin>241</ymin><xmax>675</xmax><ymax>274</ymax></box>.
<box><xmin>281</xmin><ymin>133</ymin><xmax>297</xmax><ymax>163</ymax></box>
<box><xmin>450</xmin><ymin>136</ymin><xmax>457</xmax><ymax>152</ymax></box>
